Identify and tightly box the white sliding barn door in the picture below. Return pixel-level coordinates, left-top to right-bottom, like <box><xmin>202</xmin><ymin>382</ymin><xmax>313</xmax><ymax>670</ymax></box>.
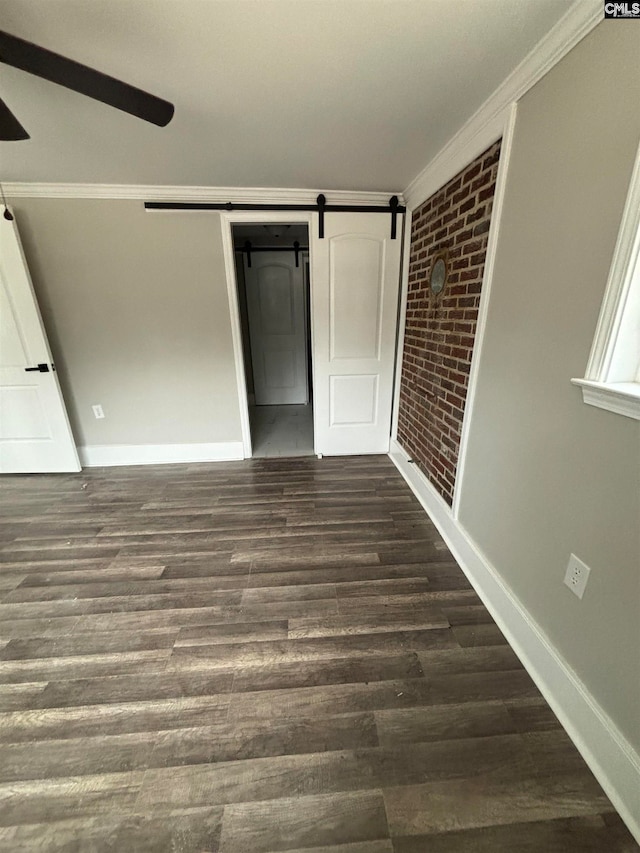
<box><xmin>244</xmin><ymin>252</ymin><xmax>309</xmax><ymax>405</ymax></box>
<box><xmin>0</xmin><ymin>213</ymin><xmax>80</xmax><ymax>473</ymax></box>
<box><xmin>311</xmin><ymin>212</ymin><xmax>402</xmax><ymax>455</ymax></box>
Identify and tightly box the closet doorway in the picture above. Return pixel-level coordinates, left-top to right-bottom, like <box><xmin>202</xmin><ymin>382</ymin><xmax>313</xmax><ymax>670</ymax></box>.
<box><xmin>232</xmin><ymin>222</ymin><xmax>313</xmax><ymax>458</ymax></box>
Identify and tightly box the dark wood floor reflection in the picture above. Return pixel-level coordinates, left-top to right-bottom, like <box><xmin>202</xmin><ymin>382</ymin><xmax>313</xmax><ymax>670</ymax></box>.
<box><xmin>0</xmin><ymin>456</ymin><xmax>636</xmax><ymax>851</ymax></box>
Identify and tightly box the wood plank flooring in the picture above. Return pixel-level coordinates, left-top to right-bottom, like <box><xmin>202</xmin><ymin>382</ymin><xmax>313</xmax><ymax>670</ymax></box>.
<box><xmin>0</xmin><ymin>455</ymin><xmax>636</xmax><ymax>852</ymax></box>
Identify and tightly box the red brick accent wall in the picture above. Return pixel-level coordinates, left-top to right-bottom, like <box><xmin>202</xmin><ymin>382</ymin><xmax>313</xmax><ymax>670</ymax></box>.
<box><xmin>397</xmin><ymin>140</ymin><xmax>501</xmax><ymax>506</ymax></box>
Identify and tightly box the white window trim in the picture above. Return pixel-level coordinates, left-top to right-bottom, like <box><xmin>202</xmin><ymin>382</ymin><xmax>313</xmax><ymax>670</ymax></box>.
<box><xmin>572</xmin><ymin>141</ymin><xmax>640</xmax><ymax>420</ymax></box>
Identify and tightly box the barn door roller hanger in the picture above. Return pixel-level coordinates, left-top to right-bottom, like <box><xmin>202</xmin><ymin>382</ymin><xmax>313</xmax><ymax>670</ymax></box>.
<box><xmin>240</xmin><ymin>240</ymin><xmax>307</xmax><ymax>269</ymax></box>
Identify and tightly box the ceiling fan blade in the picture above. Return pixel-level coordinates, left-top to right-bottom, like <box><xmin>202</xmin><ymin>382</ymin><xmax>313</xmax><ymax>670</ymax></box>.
<box><xmin>0</xmin><ymin>30</ymin><xmax>174</xmax><ymax>127</ymax></box>
<box><xmin>0</xmin><ymin>96</ymin><xmax>29</xmax><ymax>140</ymax></box>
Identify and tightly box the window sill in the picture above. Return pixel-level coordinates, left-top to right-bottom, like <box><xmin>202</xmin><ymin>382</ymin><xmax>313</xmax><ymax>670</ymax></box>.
<box><xmin>571</xmin><ymin>378</ymin><xmax>640</xmax><ymax>420</ymax></box>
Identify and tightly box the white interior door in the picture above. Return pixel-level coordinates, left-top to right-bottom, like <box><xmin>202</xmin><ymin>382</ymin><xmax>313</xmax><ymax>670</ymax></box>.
<box><xmin>0</xmin><ymin>213</ymin><xmax>80</xmax><ymax>473</ymax></box>
<box><xmin>244</xmin><ymin>251</ymin><xmax>308</xmax><ymax>405</ymax></box>
<box><xmin>311</xmin><ymin>212</ymin><xmax>402</xmax><ymax>455</ymax></box>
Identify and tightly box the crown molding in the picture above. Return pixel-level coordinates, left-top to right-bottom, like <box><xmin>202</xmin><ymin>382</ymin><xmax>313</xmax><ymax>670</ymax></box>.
<box><xmin>403</xmin><ymin>0</ymin><xmax>602</xmax><ymax>209</ymax></box>
<box><xmin>2</xmin><ymin>182</ymin><xmax>403</xmax><ymax>206</ymax></box>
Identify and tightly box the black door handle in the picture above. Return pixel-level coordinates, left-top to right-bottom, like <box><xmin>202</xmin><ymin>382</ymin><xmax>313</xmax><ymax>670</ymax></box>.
<box><xmin>24</xmin><ymin>363</ymin><xmax>50</xmax><ymax>373</ymax></box>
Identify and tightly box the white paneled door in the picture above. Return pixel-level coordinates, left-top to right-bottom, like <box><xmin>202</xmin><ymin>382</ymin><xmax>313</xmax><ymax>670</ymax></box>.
<box><xmin>0</xmin><ymin>213</ymin><xmax>80</xmax><ymax>473</ymax></box>
<box><xmin>244</xmin><ymin>252</ymin><xmax>309</xmax><ymax>405</ymax></box>
<box><xmin>311</xmin><ymin>212</ymin><xmax>402</xmax><ymax>455</ymax></box>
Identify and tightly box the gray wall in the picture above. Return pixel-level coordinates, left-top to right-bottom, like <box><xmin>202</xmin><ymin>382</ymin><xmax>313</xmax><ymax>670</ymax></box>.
<box><xmin>9</xmin><ymin>199</ymin><xmax>242</xmax><ymax>448</ymax></box>
<box><xmin>458</xmin><ymin>22</ymin><xmax>640</xmax><ymax>749</ymax></box>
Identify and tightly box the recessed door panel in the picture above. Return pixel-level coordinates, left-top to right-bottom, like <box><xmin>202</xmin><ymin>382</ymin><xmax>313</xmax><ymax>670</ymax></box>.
<box><xmin>258</xmin><ymin>266</ymin><xmax>295</xmax><ymax>335</ymax></box>
<box><xmin>0</xmin><ymin>274</ymin><xmax>29</xmax><ymax>365</ymax></box>
<box><xmin>0</xmin><ymin>387</ymin><xmax>51</xmax><ymax>439</ymax></box>
<box><xmin>330</xmin><ymin>375</ymin><xmax>378</xmax><ymax>425</ymax></box>
<box><xmin>263</xmin><ymin>347</ymin><xmax>296</xmax><ymax>390</ymax></box>
<box><xmin>330</xmin><ymin>236</ymin><xmax>384</xmax><ymax>360</ymax></box>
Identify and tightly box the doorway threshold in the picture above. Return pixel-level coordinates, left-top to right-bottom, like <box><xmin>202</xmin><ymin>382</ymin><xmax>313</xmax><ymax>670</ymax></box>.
<box><xmin>250</xmin><ymin>405</ymin><xmax>314</xmax><ymax>458</ymax></box>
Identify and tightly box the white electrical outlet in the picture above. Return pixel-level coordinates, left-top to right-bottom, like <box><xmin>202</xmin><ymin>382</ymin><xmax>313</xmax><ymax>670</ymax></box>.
<box><xmin>564</xmin><ymin>553</ymin><xmax>591</xmax><ymax>599</ymax></box>
<box><xmin>92</xmin><ymin>404</ymin><xmax>105</xmax><ymax>419</ymax></box>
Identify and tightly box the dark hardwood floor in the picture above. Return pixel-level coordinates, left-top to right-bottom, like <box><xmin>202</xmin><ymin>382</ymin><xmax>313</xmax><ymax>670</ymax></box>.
<box><xmin>0</xmin><ymin>455</ymin><xmax>636</xmax><ymax>852</ymax></box>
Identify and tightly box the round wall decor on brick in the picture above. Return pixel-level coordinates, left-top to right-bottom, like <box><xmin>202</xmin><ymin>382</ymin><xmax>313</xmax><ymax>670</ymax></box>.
<box><xmin>430</xmin><ymin>253</ymin><xmax>448</xmax><ymax>295</ymax></box>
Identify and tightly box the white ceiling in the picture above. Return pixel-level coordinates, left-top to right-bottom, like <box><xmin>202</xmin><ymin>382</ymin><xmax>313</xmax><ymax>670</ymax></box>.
<box><xmin>0</xmin><ymin>0</ymin><xmax>574</xmax><ymax>191</ymax></box>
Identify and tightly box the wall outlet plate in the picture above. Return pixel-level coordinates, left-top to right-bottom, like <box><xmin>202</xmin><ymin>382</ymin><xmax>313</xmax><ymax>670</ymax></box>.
<box><xmin>92</xmin><ymin>404</ymin><xmax>105</xmax><ymax>419</ymax></box>
<box><xmin>564</xmin><ymin>553</ymin><xmax>591</xmax><ymax>599</ymax></box>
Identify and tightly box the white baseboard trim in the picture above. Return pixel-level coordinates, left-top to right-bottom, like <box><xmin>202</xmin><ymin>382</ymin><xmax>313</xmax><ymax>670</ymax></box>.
<box><xmin>79</xmin><ymin>441</ymin><xmax>245</xmax><ymax>467</ymax></box>
<box><xmin>389</xmin><ymin>438</ymin><xmax>640</xmax><ymax>843</ymax></box>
